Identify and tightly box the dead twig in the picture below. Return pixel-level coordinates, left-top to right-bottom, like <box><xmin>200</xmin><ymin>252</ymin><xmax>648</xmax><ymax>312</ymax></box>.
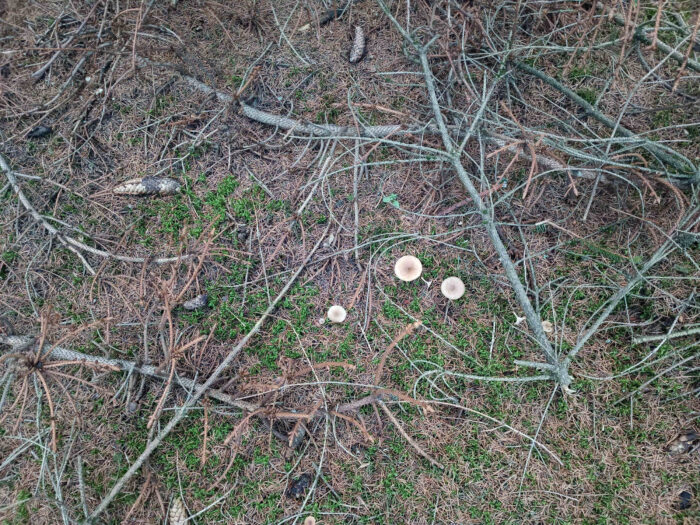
<box><xmin>31</xmin><ymin>2</ymin><xmax>101</xmax><ymax>81</ymax></box>
<box><xmin>0</xmin><ymin>154</ymin><xmax>195</xmax><ymax>268</ymax></box>
<box><xmin>377</xmin><ymin>399</ymin><xmax>444</xmax><ymax>470</ymax></box>
<box><xmin>374</xmin><ymin>321</ymin><xmax>422</xmax><ymax>385</ymax></box>
<box><xmin>513</xmin><ymin>61</ymin><xmax>696</xmax><ymax>178</ymax></box>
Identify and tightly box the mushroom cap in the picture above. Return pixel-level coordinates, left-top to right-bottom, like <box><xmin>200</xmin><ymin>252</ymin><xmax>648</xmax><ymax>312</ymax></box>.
<box><xmin>541</xmin><ymin>320</ymin><xmax>554</xmax><ymax>333</ymax></box>
<box><xmin>327</xmin><ymin>305</ymin><xmax>347</xmax><ymax>323</ymax></box>
<box><xmin>303</xmin><ymin>518</ymin><xmax>316</xmax><ymax>525</ymax></box>
<box><xmin>440</xmin><ymin>276</ymin><xmax>465</xmax><ymax>300</ymax></box>
<box><xmin>394</xmin><ymin>255</ymin><xmax>423</xmax><ymax>282</ymax></box>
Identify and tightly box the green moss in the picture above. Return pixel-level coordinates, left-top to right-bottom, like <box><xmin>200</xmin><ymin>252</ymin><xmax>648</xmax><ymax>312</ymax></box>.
<box><xmin>576</xmin><ymin>87</ymin><xmax>598</xmax><ymax>106</ymax></box>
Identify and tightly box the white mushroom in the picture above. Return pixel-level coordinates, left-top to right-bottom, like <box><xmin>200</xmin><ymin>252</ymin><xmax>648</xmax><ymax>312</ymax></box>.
<box><xmin>327</xmin><ymin>305</ymin><xmax>347</xmax><ymax>323</ymax></box>
<box><xmin>440</xmin><ymin>277</ymin><xmax>465</xmax><ymax>300</ymax></box>
<box><xmin>541</xmin><ymin>320</ymin><xmax>554</xmax><ymax>333</ymax></box>
<box><xmin>394</xmin><ymin>255</ymin><xmax>423</xmax><ymax>282</ymax></box>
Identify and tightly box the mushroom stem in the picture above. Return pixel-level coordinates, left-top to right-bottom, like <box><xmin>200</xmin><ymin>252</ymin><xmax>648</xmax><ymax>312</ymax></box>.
<box><xmin>443</xmin><ymin>302</ymin><xmax>450</xmax><ymax>324</ymax></box>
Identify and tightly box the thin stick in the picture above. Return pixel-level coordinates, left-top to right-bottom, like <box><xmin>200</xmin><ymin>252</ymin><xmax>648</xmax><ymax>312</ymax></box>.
<box><xmin>353</xmin><ymin>141</ymin><xmax>361</xmax><ymax>262</ymax></box>
<box><xmin>632</xmin><ymin>326</ymin><xmax>700</xmax><ymax>344</ymax></box>
<box><xmin>201</xmin><ymin>400</ymin><xmax>209</xmax><ymax>467</ymax></box>
<box><xmin>518</xmin><ymin>385</ymin><xmax>558</xmax><ymax>491</ymax></box>
<box><xmin>649</xmin><ymin>0</ymin><xmax>666</xmax><ymax>50</ymax></box>
<box><xmin>76</xmin><ymin>455</ymin><xmax>89</xmax><ymax>519</ymax></box>
<box><xmin>147</xmin><ymin>360</ymin><xmax>176</xmax><ymax>430</ymax></box>
<box><xmin>35</xmin><ymin>371</ymin><xmax>57</xmax><ymax>452</ymax></box>
<box><xmin>374</xmin><ymin>321</ymin><xmax>422</xmax><ymax>384</ymax></box>
<box><xmin>377</xmin><ymin>399</ymin><xmax>444</xmax><ymax>470</ymax></box>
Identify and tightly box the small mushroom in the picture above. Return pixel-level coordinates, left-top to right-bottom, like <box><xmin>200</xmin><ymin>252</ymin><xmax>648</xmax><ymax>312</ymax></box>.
<box><xmin>541</xmin><ymin>320</ymin><xmax>554</xmax><ymax>333</ymax></box>
<box><xmin>440</xmin><ymin>277</ymin><xmax>465</xmax><ymax>300</ymax></box>
<box><xmin>394</xmin><ymin>255</ymin><xmax>422</xmax><ymax>282</ymax></box>
<box><xmin>304</xmin><ymin>517</ymin><xmax>316</xmax><ymax>525</ymax></box>
<box><xmin>327</xmin><ymin>305</ymin><xmax>347</xmax><ymax>323</ymax></box>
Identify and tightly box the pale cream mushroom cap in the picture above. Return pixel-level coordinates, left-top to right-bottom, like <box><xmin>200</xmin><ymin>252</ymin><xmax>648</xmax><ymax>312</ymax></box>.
<box><xmin>541</xmin><ymin>320</ymin><xmax>554</xmax><ymax>333</ymax></box>
<box><xmin>394</xmin><ymin>255</ymin><xmax>423</xmax><ymax>282</ymax></box>
<box><xmin>440</xmin><ymin>276</ymin><xmax>465</xmax><ymax>300</ymax></box>
<box><xmin>327</xmin><ymin>305</ymin><xmax>347</xmax><ymax>323</ymax></box>
<box><xmin>303</xmin><ymin>518</ymin><xmax>316</xmax><ymax>525</ymax></box>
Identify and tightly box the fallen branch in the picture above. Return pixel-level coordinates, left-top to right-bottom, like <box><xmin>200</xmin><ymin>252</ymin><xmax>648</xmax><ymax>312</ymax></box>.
<box><xmin>603</xmin><ymin>4</ymin><xmax>700</xmax><ymax>73</ymax></box>
<box><xmin>514</xmin><ymin>61</ymin><xmax>697</xmax><ymax>178</ymax></box>
<box><xmin>632</xmin><ymin>326</ymin><xmax>700</xmax><ymax>344</ymax></box>
<box><xmin>376</xmin><ymin>0</ymin><xmax>571</xmax><ymax>388</ymax></box>
<box><xmin>0</xmin><ymin>335</ymin><xmax>257</xmax><ymax>411</ymax></box>
<box><xmin>0</xmin><ymin>154</ymin><xmax>194</xmax><ymax>270</ymax></box>
<box><xmin>166</xmin><ymin>59</ymin><xmax>599</xmax><ymax>182</ymax></box>
<box><xmin>84</xmin><ymin>221</ymin><xmax>331</xmax><ymax>522</ymax></box>
<box><xmin>563</xmin><ymin>235</ymin><xmax>682</xmax><ymax>368</ymax></box>
<box><xmin>31</xmin><ymin>2</ymin><xmax>100</xmax><ymax>81</ymax></box>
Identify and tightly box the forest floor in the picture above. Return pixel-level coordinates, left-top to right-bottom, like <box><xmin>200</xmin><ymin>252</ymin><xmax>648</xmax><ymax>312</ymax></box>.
<box><xmin>0</xmin><ymin>1</ymin><xmax>699</xmax><ymax>524</ymax></box>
